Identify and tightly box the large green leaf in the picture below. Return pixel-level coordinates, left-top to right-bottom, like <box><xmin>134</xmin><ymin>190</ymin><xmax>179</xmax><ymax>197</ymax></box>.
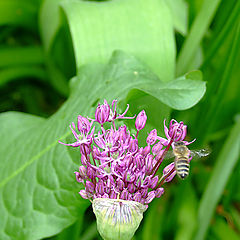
<box><xmin>165</xmin><ymin>0</ymin><xmax>188</xmax><ymax>36</ymax></box>
<box><xmin>61</xmin><ymin>0</ymin><xmax>175</xmax><ymax>82</ymax></box>
<box><xmin>0</xmin><ymin>51</ymin><xmax>205</xmax><ymax>240</ymax></box>
<box><xmin>39</xmin><ymin>0</ymin><xmax>63</xmax><ymax>51</ymax></box>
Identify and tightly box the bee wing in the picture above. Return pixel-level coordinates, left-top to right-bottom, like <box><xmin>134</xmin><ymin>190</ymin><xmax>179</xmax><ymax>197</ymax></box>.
<box><xmin>190</xmin><ymin>149</ymin><xmax>211</xmax><ymax>158</ymax></box>
<box><xmin>164</xmin><ymin>151</ymin><xmax>175</xmax><ymax>159</ymax></box>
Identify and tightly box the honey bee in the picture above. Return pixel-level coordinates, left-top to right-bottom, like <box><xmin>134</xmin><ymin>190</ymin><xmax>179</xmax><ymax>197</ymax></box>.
<box><xmin>170</xmin><ymin>141</ymin><xmax>210</xmax><ymax>179</ymax></box>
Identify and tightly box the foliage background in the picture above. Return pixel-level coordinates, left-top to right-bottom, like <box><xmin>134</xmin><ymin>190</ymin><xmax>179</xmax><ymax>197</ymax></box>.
<box><xmin>0</xmin><ymin>0</ymin><xmax>239</xmax><ymax>240</ymax></box>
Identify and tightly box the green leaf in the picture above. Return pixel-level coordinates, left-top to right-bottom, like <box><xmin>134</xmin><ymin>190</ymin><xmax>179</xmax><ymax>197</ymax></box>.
<box><xmin>0</xmin><ymin>66</ymin><xmax>47</xmax><ymax>87</ymax></box>
<box><xmin>0</xmin><ymin>51</ymin><xmax>205</xmax><ymax>240</ymax></box>
<box><xmin>61</xmin><ymin>0</ymin><xmax>175</xmax><ymax>82</ymax></box>
<box><xmin>142</xmin><ymin>70</ymin><xmax>206</xmax><ymax>110</ymax></box>
<box><xmin>212</xmin><ymin>217</ymin><xmax>240</xmax><ymax>240</ymax></box>
<box><xmin>175</xmin><ymin>182</ymin><xmax>198</xmax><ymax>240</ymax></box>
<box><xmin>165</xmin><ymin>0</ymin><xmax>188</xmax><ymax>35</ymax></box>
<box><xmin>176</xmin><ymin>0</ymin><xmax>222</xmax><ymax>76</ymax></box>
<box><xmin>142</xmin><ymin>198</ymin><xmax>165</xmax><ymax>240</ymax></box>
<box><xmin>39</xmin><ymin>0</ymin><xmax>63</xmax><ymax>51</ymax></box>
<box><xmin>194</xmin><ymin>118</ymin><xmax>240</xmax><ymax>240</ymax></box>
<box><xmin>0</xmin><ymin>46</ymin><xmax>44</xmax><ymax>68</ymax></box>
<box><xmin>0</xmin><ymin>0</ymin><xmax>40</xmax><ymax>29</ymax></box>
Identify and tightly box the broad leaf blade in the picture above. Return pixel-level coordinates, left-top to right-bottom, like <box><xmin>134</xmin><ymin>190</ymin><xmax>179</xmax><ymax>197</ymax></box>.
<box><xmin>0</xmin><ymin>51</ymin><xmax>205</xmax><ymax>240</ymax></box>
<box><xmin>61</xmin><ymin>0</ymin><xmax>175</xmax><ymax>82</ymax></box>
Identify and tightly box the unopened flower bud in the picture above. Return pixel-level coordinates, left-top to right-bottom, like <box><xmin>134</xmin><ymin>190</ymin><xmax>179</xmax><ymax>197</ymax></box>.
<box><xmin>96</xmin><ymin>180</ymin><xmax>105</xmax><ymax>195</ymax></box>
<box><xmin>95</xmin><ymin>99</ymin><xmax>110</xmax><ymax>124</ymax></box>
<box><xmin>133</xmin><ymin>192</ymin><xmax>142</xmax><ymax>202</ymax></box>
<box><xmin>142</xmin><ymin>176</ymin><xmax>151</xmax><ymax>188</ymax></box>
<box><xmin>129</xmin><ymin>138</ymin><xmax>138</xmax><ymax>152</ymax></box>
<box><xmin>120</xmin><ymin>189</ymin><xmax>129</xmax><ymax>200</ymax></box>
<box><xmin>135</xmin><ymin>110</ymin><xmax>147</xmax><ymax>131</ymax></box>
<box><xmin>146</xmin><ymin>129</ymin><xmax>157</xmax><ymax>145</ymax></box>
<box><xmin>74</xmin><ymin>171</ymin><xmax>83</xmax><ymax>183</ymax></box>
<box><xmin>79</xmin><ymin>189</ymin><xmax>89</xmax><ymax>199</ymax></box>
<box><xmin>155</xmin><ymin>188</ymin><xmax>164</xmax><ymax>198</ymax></box>
<box><xmin>127</xmin><ymin>183</ymin><xmax>136</xmax><ymax>193</ymax></box>
<box><xmin>140</xmin><ymin>188</ymin><xmax>148</xmax><ymax>198</ymax></box>
<box><xmin>143</xmin><ymin>145</ymin><xmax>151</xmax><ymax>156</ymax></box>
<box><xmin>79</xmin><ymin>166</ymin><xmax>87</xmax><ymax>179</ymax></box>
<box><xmin>163</xmin><ymin>162</ymin><xmax>176</xmax><ymax>182</ymax></box>
<box><xmin>86</xmin><ymin>180</ymin><xmax>95</xmax><ymax>194</ymax></box>
<box><xmin>109</xmin><ymin>190</ymin><xmax>118</xmax><ymax>199</ymax></box>
<box><xmin>145</xmin><ymin>154</ymin><xmax>153</xmax><ymax>174</ymax></box>
<box><xmin>81</xmin><ymin>155</ymin><xmax>87</xmax><ymax>165</ymax></box>
<box><xmin>77</xmin><ymin>115</ymin><xmax>91</xmax><ymax>134</ymax></box>
<box><xmin>145</xmin><ymin>191</ymin><xmax>155</xmax><ymax>204</ymax></box>
<box><xmin>87</xmin><ymin>166</ymin><xmax>95</xmax><ymax>179</ymax></box>
<box><xmin>149</xmin><ymin>176</ymin><xmax>159</xmax><ymax>189</ymax></box>
<box><xmin>152</xmin><ymin>142</ymin><xmax>163</xmax><ymax>155</ymax></box>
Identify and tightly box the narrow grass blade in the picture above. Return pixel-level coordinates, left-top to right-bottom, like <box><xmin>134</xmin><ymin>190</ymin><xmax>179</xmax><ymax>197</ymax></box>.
<box><xmin>194</xmin><ymin>118</ymin><xmax>240</xmax><ymax>240</ymax></box>
<box><xmin>0</xmin><ymin>46</ymin><xmax>44</xmax><ymax>67</ymax></box>
<box><xmin>0</xmin><ymin>66</ymin><xmax>47</xmax><ymax>87</ymax></box>
<box><xmin>176</xmin><ymin>0</ymin><xmax>222</xmax><ymax>76</ymax></box>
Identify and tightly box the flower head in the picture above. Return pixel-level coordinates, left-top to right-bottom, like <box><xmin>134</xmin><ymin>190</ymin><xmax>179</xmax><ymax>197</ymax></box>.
<box><xmin>59</xmin><ymin>99</ymin><xmax>197</xmax><ymax>240</ymax></box>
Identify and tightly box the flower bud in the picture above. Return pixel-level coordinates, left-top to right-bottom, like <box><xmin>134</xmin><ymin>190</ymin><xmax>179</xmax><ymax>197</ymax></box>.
<box><xmin>133</xmin><ymin>192</ymin><xmax>142</xmax><ymax>203</ymax></box>
<box><xmin>163</xmin><ymin>162</ymin><xmax>176</xmax><ymax>182</ymax></box>
<box><xmin>87</xmin><ymin>166</ymin><xmax>95</xmax><ymax>179</ymax></box>
<box><xmin>120</xmin><ymin>189</ymin><xmax>129</xmax><ymax>200</ymax></box>
<box><xmin>92</xmin><ymin>198</ymin><xmax>147</xmax><ymax>240</ymax></box>
<box><xmin>77</xmin><ymin>115</ymin><xmax>91</xmax><ymax>134</ymax></box>
<box><xmin>81</xmin><ymin>155</ymin><xmax>87</xmax><ymax>165</ymax></box>
<box><xmin>118</xmin><ymin>125</ymin><xmax>128</xmax><ymax>142</ymax></box>
<box><xmin>155</xmin><ymin>187</ymin><xmax>164</xmax><ymax>198</ymax></box>
<box><xmin>129</xmin><ymin>138</ymin><xmax>138</xmax><ymax>152</ymax></box>
<box><xmin>96</xmin><ymin>180</ymin><xmax>105</xmax><ymax>195</ymax></box>
<box><xmin>143</xmin><ymin>145</ymin><xmax>151</xmax><ymax>156</ymax></box>
<box><xmin>95</xmin><ymin>99</ymin><xmax>110</xmax><ymax>124</ymax></box>
<box><xmin>79</xmin><ymin>166</ymin><xmax>87</xmax><ymax>179</ymax></box>
<box><xmin>86</xmin><ymin>180</ymin><xmax>95</xmax><ymax>194</ymax></box>
<box><xmin>117</xmin><ymin>179</ymin><xmax>125</xmax><ymax>191</ymax></box>
<box><xmin>109</xmin><ymin>190</ymin><xmax>118</xmax><ymax>199</ymax></box>
<box><xmin>149</xmin><ymin>175</ymin><xmax>159</xmax><ymax>189</ymax></box>
<box><xmin>142</xmin><ymin>176</ymin><xmax>151</xmax><ymax>188</ymax></box>
<box><xmin>74</xmin><ymin>171</ymin><xmax>83</xmax><ymax>183</ymax></box>
<box><xmin>140</xmin><ymin>188</ymin><xmax>148</xmax><ymax>198</ymax></box>
<box><xmin>152</xmin><ymin>142</ymin><xmax>163</xmax><ymax>155</ymax></box>
<box><xmin>127</xmin><ymin>183</ymin><xmax>136</xmax><ymax>193</ymax></box>
<box><xmin>145</xmin><ymin>191</ymin><xmax>155</xmax><ymax>204</ymax></box>
<box><xmin>135</xmin><ymin>110</ymin><xmax>147</xmax><ymax>131</ymax></box>
<box><xmin>79</xmin><ymin>189</ymin><xmax>89</xmax><ymax>199</ymax></box>
<box><xmin>146</xmin><ymin>129</ymin><xmax>157</xmax><ymax>145</ymax></box>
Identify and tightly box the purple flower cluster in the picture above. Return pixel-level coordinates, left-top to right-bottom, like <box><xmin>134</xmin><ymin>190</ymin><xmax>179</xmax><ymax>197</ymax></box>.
<box><xmin>59</xmin><ymin>100</ymin><xmax>194</xmax><ymax>206</ymax></box>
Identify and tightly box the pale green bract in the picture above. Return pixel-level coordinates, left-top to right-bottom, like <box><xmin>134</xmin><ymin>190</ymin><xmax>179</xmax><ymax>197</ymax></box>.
<box><xmin>92</xmin><ymin>198</ymin><xmax>147</xmax><ymax>240</ymax></box>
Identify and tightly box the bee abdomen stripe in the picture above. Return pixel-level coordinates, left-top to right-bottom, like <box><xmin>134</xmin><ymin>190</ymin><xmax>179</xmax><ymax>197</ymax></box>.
<box><xmin>177</xmin><ymin>159</ymin><xmax>188</xmax><ymax>163</ymax></box>
<box><xmin>177</xmin><ymin>164</ymin><xmax>189</xmax><ymax>169</ymax></box>
<box><xmin>176</xmin><ymin>162</ymin><xmax>189</xmax><ymax>167</ymax></box>
<box><xmin>177</xmin><ymin>168</ymin><xmax>189</xmax><ymax>172</ymax></box>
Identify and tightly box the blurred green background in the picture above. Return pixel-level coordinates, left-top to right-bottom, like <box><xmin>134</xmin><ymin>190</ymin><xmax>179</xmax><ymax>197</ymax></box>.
<box><xmin>0</xmin><ymin>0</ymin><xmax>239</xmax><ymax>240</ymax></box>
